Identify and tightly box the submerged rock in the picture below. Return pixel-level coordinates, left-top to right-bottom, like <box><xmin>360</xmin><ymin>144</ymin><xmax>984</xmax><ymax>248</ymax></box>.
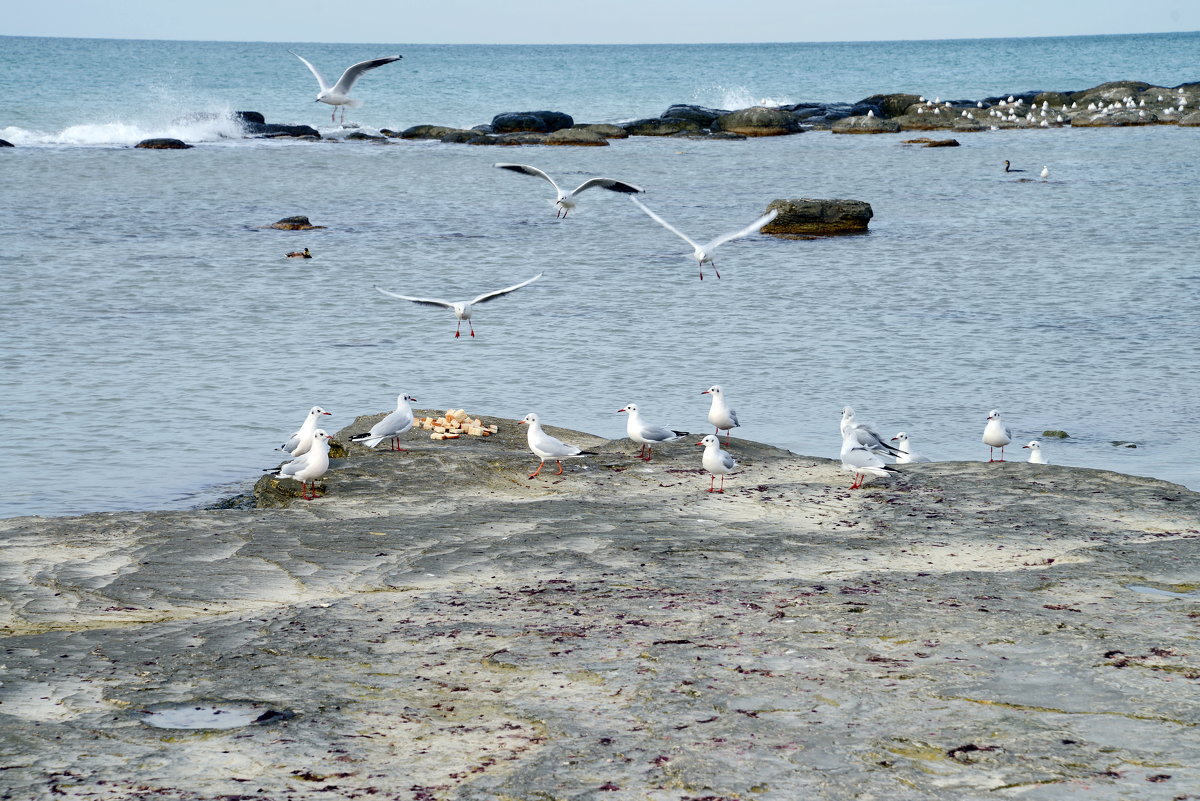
<box><xmin>761</xmin><ymin>198</ymin><xmax>873</xmax><ymax>235</ymax></box>
<box><xmin>1042</xmin><ymin>430</ymin><xmax>1071</xmax><ymax>438</ymax></box>
<box><xmin>400</xmin><ymin>124</ymin><xmax>465</xmax><ymax>140</ymax></box>
<box><xmin>622</xmin><ymin>117</ymin><xmax>704</xmax><ymax>136</ymax></box>
<box><xmin>660</xmin><ymin>104</ymin><xmax>729</xmax><ymax>126</ymax></box>
<box><xmin>545</xmin><ymin>128</ymin><xmax>609</xmax><ymax>146</ymax></box>
<box><xmin>571</xmin><ymin>123</ymin><xmax>629</xmax><ymax>139</ymax></box>
<box><xmin>903</xmin><ymin>137</ymin><xmax>960</xmax><ymax>147</ymax></box>
<box><xmin>269</xmin><ymin>216</ymin><xmax>327</xmax><ymax>231</ymax></box>
<box><xmin>344</xmin><ymin>131</ymin><xmax>387</xmax><ymax>141</ymax></box>
<box><xmin>241</xmin><ymin>122</ymin><xmax>321</xmax><ymax>138</ymax></box>
<box><xmin>135</xmin><ymin>138</ymin><xmax>192</xmax><ymax>149</ymax></box>
<box><xmin>714</xmin><ymin>106</ymin><xmax>802</xmax><ymax>136</ymax></box>
<box><xmin>831</xmin><ymin>115</ymin><xmax>901</xmax><ymax>134</ymax></box>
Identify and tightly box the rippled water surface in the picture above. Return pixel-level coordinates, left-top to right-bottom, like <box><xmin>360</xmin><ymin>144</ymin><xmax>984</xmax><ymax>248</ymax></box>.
<box><xmin>3</xmin><ymin>33</ymin><xmax>1199</xmax><ymax>516</ymax></box>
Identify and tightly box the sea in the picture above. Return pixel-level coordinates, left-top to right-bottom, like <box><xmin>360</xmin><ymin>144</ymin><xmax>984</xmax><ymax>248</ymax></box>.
<box><xmin>3</xmin><ymin>32</ymin><xmax>1199</xmax><ymax>518</ymax></box>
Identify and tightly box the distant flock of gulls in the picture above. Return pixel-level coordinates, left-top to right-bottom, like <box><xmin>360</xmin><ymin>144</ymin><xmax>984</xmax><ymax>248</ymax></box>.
<box><xmin>266</xmin><ymin>52</ymin><xmax>1053</xmax><ymax>499</ymax></box>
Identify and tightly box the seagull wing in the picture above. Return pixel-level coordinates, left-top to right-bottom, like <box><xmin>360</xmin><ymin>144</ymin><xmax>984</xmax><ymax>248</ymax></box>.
<box><xmin>468</xmin><ymin>272</ymin><xmax>544</xmax><ymax>305</ymax></box>
<box><xmin>569</xmin><ymin>177</ymin><xmax>644</xmax><ymax>197</ymax></box>
<box><xmin>289</xmin><ymin>51</ymin><xmax>330</xmax><ymax>91</ymax></box>
<box><xmin>494</xmin><ymin>163</ymin><xmax>561</xmax><ymax>195</ymax></box>
<box><xmin>721</xmin><ymin>451</ymin><xmax>738</xmax><ymax>471</ymax></box>
<box><xmin>330</xmin><ymin>55</ymin><xmax>402</xmax><ymax>95</ymax></box>
<box><xmin>704</xmin><ymin>209</ymin><xmax>778</xmax><ymax>252</ymax></box>
<box><xmin>374</xmin><ymin>286</ymin><xmax>455</xmax><ymax>309</ymax></box>
<box><xmin>630</xmin><ymin>196</ymin><xmax>700</xmax><ymax>250</ymax></box>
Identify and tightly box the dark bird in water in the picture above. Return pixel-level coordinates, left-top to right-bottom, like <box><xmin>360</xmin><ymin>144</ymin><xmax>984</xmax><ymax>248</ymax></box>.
<box><xmin>1003</xmin><ymin>160</ymin><xmax>1026</xmax><ymax>173</ymax></box>
<box><xmin>286</xmin><ymin>248</ymin><xmax>312</xmax><ymax>259</ymax></box>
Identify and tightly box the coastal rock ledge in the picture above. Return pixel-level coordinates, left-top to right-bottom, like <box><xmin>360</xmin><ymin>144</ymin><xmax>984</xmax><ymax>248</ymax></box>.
<box><xmin>135</xmin><ymin>138</ymin><xmax>192</xmax><ymax>149</ymax></box>
<box><xmin>1</xmin><ymin>413</ymin><xmax>1198</xmax><ymax>798</ymax></box>
<box><xmin>763</xmin><ymin>198</ymin><xmax>874</xmax><ymax>235</ymax></box>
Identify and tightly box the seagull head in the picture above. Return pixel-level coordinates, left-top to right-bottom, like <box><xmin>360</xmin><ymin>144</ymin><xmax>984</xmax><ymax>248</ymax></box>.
<box><xmin>891</xmin><ymin>432</ymin><xmax>909</xmax><ymax>443</ymax></box>
<box><xmin>702</xmin><ymin>385</ymin><xmax>722</xmax><ymax>397</ymax></box>
<box><xmin>402</xmin><ymin>394</ymin><xmax>417</xmax><ymax>403</ymax></box>
<box><xmin>840</xmin><ymin>406</ymin><xmax>856</xmax><ymax>420</ymax></box>
<box><xmin>987</xmin><ymin>409</ymin><xmax>1001</xmax><ymax>421</ymax></box>
<box><xmin>519</xmin><ymin>413</ymin><xmax>539</xmax><ymax>426</ymax></box>
<box><xmin>696</xmin><ymin>434</ymin><xmax>720</xmax><ymax>448</ymax></box>
<box><xmin>617</xmin><ymin>404</ymin><xmax>638</xmax><ymax>414</ymax></box>
<box><xmin>310</xmin><ymin>406</ymin><xmax>332</xmax><ymax>417</ymax></box>
<box><xmin>1023</xmin><ymin>440</ymin><xmax>1040</xmax><ymax>450</ymax></box>
<box><xmin>312</xmin><ymin>429</ymin><xmax>331</xmax><ymax>440</ymax></box>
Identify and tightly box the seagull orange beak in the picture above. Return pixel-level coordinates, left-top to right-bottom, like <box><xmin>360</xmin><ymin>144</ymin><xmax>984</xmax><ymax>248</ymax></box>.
<box><xmin>701</xmin><ymin>390</ymin><xmax>710</xmax><ymax>395</ymax></box>
<box><xmin>695</xmin><ymin>440</ymin><xmax>704</xmax><ymax>446</ymax></box>
<box><xmin>518</xmin><ymin>420</ymin><xmax>526</xmax><ymax>426</ymax></box>
<box><xmin>617</xmin><ymin>408</ymin><xmax>627</xmax><ymax>413</ymax></box>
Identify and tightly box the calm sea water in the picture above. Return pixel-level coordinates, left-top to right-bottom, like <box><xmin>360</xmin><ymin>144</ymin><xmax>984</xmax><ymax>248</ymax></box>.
<box><xmin>3</xmin><ymin>33</ymin><xmax>1199</xmax><ymax>517</ymax></box>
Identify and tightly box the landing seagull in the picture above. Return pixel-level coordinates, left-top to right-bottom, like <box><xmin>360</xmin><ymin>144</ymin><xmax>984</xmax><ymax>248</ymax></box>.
<box><xmin>494</xmin><ymin>163</ymin><xmax>643</xmax><ymax>217</ymax></box>
<box><xmin>289</xmin><ymin>51</ymin><xmax>402</xmax><ymax>124</ymax></box>
<box><xmin>350</xmin><ymin>393</ymin><xmax>416</xmax><ymax>451</ymax></box>
<box><xmin>696</xmin><ymin>434</ymin><xmax>737</xmax><ymax>493</ymax></box>
<box><xmin>630</xmin><ymin>196</ymin><xmax>777</xmax><ymax>279</ymax></box>
<box><xmin>519</xmin><ymin>413</ymin><xmax>596</xmax><ymax>479</ymax></box>
<box><xmin>618</xmin><ymin>403</ymin><xmax>688</xmax><ymax>462</ymax></box>
<box><xmin>375</xmin><ymin>273</ymin><xmax>543</xmax><ymax>338</ymax></box>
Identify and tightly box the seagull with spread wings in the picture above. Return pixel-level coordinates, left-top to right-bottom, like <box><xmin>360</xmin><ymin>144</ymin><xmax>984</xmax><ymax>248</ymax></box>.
<box><xmin>630</xmin><ymin>196</ymin><xmax>777</xmax><ymax>279</ymax></box>
<box><xmin>374</xmin><ymin>273</ymin><xmax>543</xmax><ymax>338</ymax></box>
<box><xmin>289</xmin><ymin>51</ymin><xmax>402</xmax><ymax>123</ymax></box>
<box><xmin>494</xmin><ymin>163</ymin><xmax>643</xmax><ymax>217</ymax></box>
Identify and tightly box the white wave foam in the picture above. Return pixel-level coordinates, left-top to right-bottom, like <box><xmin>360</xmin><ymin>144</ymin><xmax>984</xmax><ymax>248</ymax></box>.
<box><xmin>693</xmin><ymin>84</ymin><xmax>794</xmax><ymax>111</ymax></box>
<box><xmin>1</xmin><ymin>112</ymin><xmax>245</xmax><ymax>147</ymax></box>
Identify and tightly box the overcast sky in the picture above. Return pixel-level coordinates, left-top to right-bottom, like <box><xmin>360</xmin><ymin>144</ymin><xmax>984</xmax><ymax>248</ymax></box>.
<box><xmin>6</xmin><ymin>0</ymin><xmax>1198</xmax><ymax>43</ymax></box>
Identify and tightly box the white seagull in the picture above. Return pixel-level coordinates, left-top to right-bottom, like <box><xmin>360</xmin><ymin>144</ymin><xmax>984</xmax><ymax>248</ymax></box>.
<box><xmin>518</xmin><ymin>413</ymin><xmax>596</xmax><ymax>479</ymax></box>
<box><xmin>289</xmin><ymin>51</ymin><xmax>402</xmax><ymax>124</ymax></box>
<box><xmin>618</xmin><ymin>403</ymin><xmax>688</xmax><ymax>462</ymax></box>
<box><xmin>1040</xmin><ymin>165</ymin><xmax>1050</xmax><ymax>180</ymax></box>
<box><xmin>272</xmin><ymin>429</ymin><xmax>332</xmax><ymax>500</ymax></box>
<box><xmin>841</xmin><ymin>431</ymin><xmax>898</xmax><ymax>489</ymax></box>
<box><xmin>630</xmin><ymin>196</ymin><xmax>778</xmax><ymax>280</ymax></box>
<box><xmin>1023</xmin><ymin>440</ymin><xmax>1049</xmax><ymax>464</ymax></box>
<box><xmin>493</xmin><ymin>163</ymin><xmax>643</xmax><ymax>218</ymax></box>
<box><xmin>983</xmin><ymin>409</ymin><xmax>1013</xmax><ymax>462</ymax></box>
<box><xmin>696</xmin><ymin>434</ymin><xmax>737</xmax><ymax>493</ymax></box>
<box><xmin>350</xmin><ymin>393</ymin><xmax>416</xmax><ymax>451</ymax></box>
<box><xmin>701</xmin><ymin>385</ymin><xmax>740</xmax><ymax>442</ymax></box>
<box><xmin>890</xmin><ymin>432</ymin><xmax>932</xmax><ymax>463</ymax></box>
<box><xmin>841</xmin><ymin>407</ymin><xmax>902</xmax><ymax>458</ymax></box>
<box><xmin>375</xmin><ymin>273</ymin><xmax>543</xmax><ymax>338</ymax></box>
<box><xmin>280</xmin><ymin>406</ymin><xmax>332</xmax><ymax>456</ymax></box>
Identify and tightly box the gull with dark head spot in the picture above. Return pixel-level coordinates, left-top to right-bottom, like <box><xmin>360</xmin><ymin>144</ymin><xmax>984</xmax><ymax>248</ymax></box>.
<box><xmin>375</xmin><ymin>273</ymin><xmax>543</xmax><ymax>338</ymax></box>
<box><xmin>890</xmin><ymin>432</ymin><xmax>932</xmax><ymax>463</ymax></box>
<box><xmin>618</xmin><ymin>403</ymin><xmax>688</xmax><ymax>462</ymax></box>
<box><xmin>494</xmin><ymin>163</ymin><xmax>643</xmax><ymax>218</ymax></box>
<box><xmin>272</xmin><ymin>429</ymin><xmax>332</xmax><ymax>500</ymax></box>
<box><xmin>280</xmin><ymin>406</ymin><xmax>332</xmax><ymax>456</ymax></box>
<box><xmin>841</xmin><ymin>430</ymin><xmax>898</xmax><ymax>489</ymax></box>
<box><xmin>696</xmin><ymin>434</ymin><xmax>737</xmax><ymax>493</ymax></box>
<box><xmin>1023</xmin><ymin>440</ymin><xmax>1049</xmax><ymax>464</ymax></box>
<box><xmin>350</xmin><ymin>393</ymin><xmax>416</xmax><ymax>451</ymax></box>
<box><xmin>841</xmin><ymin>407</ymin><xmax>902</xmax><ymax>458</ymax></box>
<box><xmin>518</xmin><ymin>413</ymin><xmax>597</xmax><ymax>479</ymax></box>
<box><xmin>983</xmin><ymin>409</ymin><xmax>1013</xmax><ymax>462</ymax></box>
<box><xmin>631</xmin><ymin>196</ymin><xmax>777</xmax><ymax>279</ymax></box>
<box><xmin>701</xmin><ymin>385</ymin><xmax>740</xmax><ymax>442</ymax></box>
<box><xmin>289</xmin><ymin>51</ymin><xmax>402</xmax><ymax>124</ymax></box>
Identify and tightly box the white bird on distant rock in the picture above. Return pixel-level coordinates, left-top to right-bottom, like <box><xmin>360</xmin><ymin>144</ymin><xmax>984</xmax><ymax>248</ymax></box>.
<box><xmin>983</xmin><ymin>409</ymin><xmax>1013</xmax><ymax>462</ymax></box>
<box><xmin>519</xmin><ymin>413</ymin><xmax>596</xmax><ymax>478</ymax></box>
<box><xmin>841</xmin><ymin>430</ymin><xmax>898</xmax><ymax>490</ymax></box>
<box><xmin>350</xmin><ymin>393</ymin><xmax>415</xmax><ymax>451</ymax></box>
<box><xmin>696</xmin><ymin>434</ymin><xmax>737</xmax><ymax>493</ymax></box>
<box><xmin>618</xmin><ymin>403</ymin><xmax>688</xmax><ymax>462</ymax></box>
<box><xmin>272</xmin><ymin>429</ymin><xmax>332</xmax><ymax>499</ymax></box>
<box><xmin>890</xmin><ymin>432</ymin><xmax>932</xmax><ymax>463</ymax></box>
<box><xmin>1040</xmin><ymin>165</ymin><xmax>1050</xmax><ymax>180</ymax></box>
<box><xmin>702</xmin><ymin>385</ymin><xmax>740</xmax><ymax>441</ymax></box>
<box><xmin>1023</xmin><ymin>440</ymin><xmax>1049</xmax><ymax>464</ymax></box>
<box><xmin>375</xmin><ymin>273</ymin><xmax>543</xmax><ymax>338</ymax></box>
<box><xmin>631</xmin><ymin>196</ymin><xmax>777</xmax><ymax>280</ymax></box>
<box><xmin>493</xmin><ymin>163</ymin><xmax>643</xmax><ymax>218</ymax></box>
<box><xmin>281</xmin><ymin>406</ymin><xmax>332</xmax><ymax>456</ymax></box>
<box><xmin>289</xmin><ymin>51</ymin><xmax>401</xmax><ymax>124</ymax></box>
<box><xmin>841</xmin><ymin>407</ymin><xmax>902</xmax><ymax>458</ymax></box>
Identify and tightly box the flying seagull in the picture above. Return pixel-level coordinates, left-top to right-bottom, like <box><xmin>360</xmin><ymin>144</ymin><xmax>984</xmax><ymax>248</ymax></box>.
<box><xmin>374</xmin><ymin>273</ymin><xmax>543</xmax><ymax>338</ymax></box>
<box><xmin>494</xmin><ymin>163</ymin><xmax>643</xmax><ymax>217</ymax></box>
<box><xmin>289</xmin><ymin>51</ymin><xmax>402</xmax><ymax>123</ymax></box>
<box><xmin>630</xmin><ymin>196</ymin><xmax>777</xmax><ymax>279</ymax></box>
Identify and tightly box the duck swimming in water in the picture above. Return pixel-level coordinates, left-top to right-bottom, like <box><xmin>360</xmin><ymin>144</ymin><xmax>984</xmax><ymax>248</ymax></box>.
<box><xmin>286</xmin><ymin>248</ymin><xmax>312</xmax><ymax>259</ymax></box>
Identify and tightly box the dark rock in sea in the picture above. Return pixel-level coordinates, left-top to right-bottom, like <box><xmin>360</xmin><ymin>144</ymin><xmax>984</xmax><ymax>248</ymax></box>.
<box><xmin>761</xmin><ymin>198</ymin><xmax>873</xmax><ymax>236</ymax></box>
<box><xmin>903</xmin><ymin>137</ymin><xmax>960</xmax><ymax>147</ymax></box>
<box><xmin>401</xmin><ymin>124</ymin><xmax>465</xmax><ymax>140</ymax></box>
<box><xmin>491</xmin><ymin>111</ymin><xmax>574</xmax><ymax>134</ymax></box>
<box><xmin>379</xmin><ymin>129</ymin><xmax>401</xmax><ymax>138</ymax></box>
<box><xmin>831</xmin><ymin>115</ymin><xmax>900</xmax><ymax>134</ymax></box>
<box><xmin>857</xmin><ymin>93</ymin><xmax>922</xmax><ymax>118</ymax></box>
<box><xmin>676</xmin><ymin>130</ymin><xmax>748</xmax><ymax>140</ymax></box>
<box><xmin>660</xmin><ymin>104</ymin><xmax>728</xmax><ymax>126</ymax></box>
<box><xmin>441</xmin><ymin>130</ymin><xmax>491</xmax><ymax>144</ymax></box>
<box><xmin>622</xmin><ymin>117</ymin><xmax>704</xmax><ymax>136</ymax></box>
<box><xmin>471</xmin><ymin>124</ymin><xmax>495</xmax><ymax>134</ymax></box>
<box><xmin>714</xmin><ymin>106</ymin><xmax>802</xmax><ymax>136</ymax></box>
<box><xmin>269</xmin><ymin>216</ymin><xmax>327</xmax><ymax>231</ymax></box>
<box><xmin>545</xmin><ymin>128</ymin><xmax>609</xmax><ymax>146</ymax></box>
<box><xmin>1042</xmin><ymin>430</ymin><xmax>1071</xmax><ymax>439</ymax></box>
<box><xmin>953</xmin><ymin>118</ymin><xmax>986</xmax><ymax>132</ymax></box>
<box><xmin>135</xmin><ymin>138</ymin><xmax>192</xmax><ymax>149</ymax></box>
<box><xmin>0</xmin><ymin>139</ymin><xmax>13</xmax><ymax>147</ymax></box>
<box><xmin>234</xmin><ymin>111</ymin><xmax>266</xmax><ymax>125</ymax></box>
<box><xmin>1032</xmin><ymin>91</ymin><xmax>1074</xmax><ymax>108</ymax></box>
<box><xmin>242</xmin><ymin>122</ymin><xmax>321</xmax><ymax>138</ymax></box>
<box><xmin>488</xmin><ymin>132</ymin><xmax>548</xmax><ymax>145</ymax></box>
<box><xmin>345</xmin><ymin>131</ymin><xmax>387</xmax><ymax>141</ymax></box>
<box><xmin>571</xmin><ymin>123</ymin><xmax>629</xmax><ymax>139</ymax></box>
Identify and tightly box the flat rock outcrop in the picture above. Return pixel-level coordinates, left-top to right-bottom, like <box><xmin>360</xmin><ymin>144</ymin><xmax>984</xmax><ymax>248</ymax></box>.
<box><xmin>661</xmin><ymin>103</ymin><xmax>729</xmax><ymax>126</ymax></box>
<box><xmin>544</xmin><ymin>128</ymin><xmax>608</xmax><ymax>146</ymax></box>
<box><xmin>491</xmin><ymin>110</ymin><xmax>574</xmax><ymax>134</ymax></box>
<box><xmin>714</xmin><ymin>106</ymin><xmax>802</xmax><ymax>136</ymax></box>
<box><xmin>571</xmin><ymin>123</ymin><xmax>628</xmax><ymax>139</ymax></box>
<box><xmin>268</xmin><ymin>216</ymin><xmax>327</xmax><ymax>231</ymax></box>
<box><xmin>1</xmin><ymin>413</ymin><xmax>1198</xmax><ymax>799</ymax></box>
<box><xmin>621</xmin><ymin>117</ymin><xmax>704</xmax><ymax>136</ymax></box>
<box><xmin>832</xmin><ymin>115</ymin><xmax>901</xmax><ymax>134</ymax></box>
<box><xmin>241</xmin><ymin>121</ymin><xmax>321</xmax><ymax>138</ymax></box>
<box><xmin>762</xmin><ymin>198</ymin><xmax>874</xmax><ymax>235</ymax></box>
<box><xmin>400</xmin><ymin>124</ymin><xmax>465</xmax><ymax>140</ymax></box>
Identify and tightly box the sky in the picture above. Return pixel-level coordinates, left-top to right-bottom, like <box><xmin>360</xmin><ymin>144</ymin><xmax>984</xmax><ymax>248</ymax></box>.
<box><xmin>6</xmin><ymin>0</ymin><xmax>1199</xmax><ymax>43</ymax></box>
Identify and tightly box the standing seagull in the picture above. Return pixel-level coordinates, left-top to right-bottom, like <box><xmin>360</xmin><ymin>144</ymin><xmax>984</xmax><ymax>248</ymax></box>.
<box><xmin>280</xmin><ymin>406</ymin><xmax>332</xmax><ymax>456</ymax></box>
<box><xmin>518</xmin><ymin>413</ymin><xmax>596</xmax><ymax>479</ymax></box>
<box><xmin>631</xmin><ymin>196</ymin><xmax>777</xmax><ymax>279</ymax></box>
<box><xmin>618</xmin><ymin>403</ymin><xmax>688</xmax><ymax>462</ymax></box>
<box><xmin>890</xmin><ymin>432</ymin><xmax>932</xmax><ymax>463</ymax></box>
<box><xmin>696</xmin><ymin>434</ymin><xmax>737</xmax><ymax>493</ymax></box>
<box><xmin>350</xmin><ymin>393</ymin><xmax>416</xmax><ymax>451</ymax></box>
<box><xmin>272</xmin><ymin>430</ymin><xmax>332</xmax><ymax>500</ymax></box>
<box><xmin>375</xmin><ymin>273</ymin><xmax>543</xmax><ymax>338</ymax></box>
<box><xmin>841</xmin><ymin>407</ymin><xmax>902</xmax><ymax>458</ymax></box>
<box><xmin>289</xmin><ymin>51</ymin><xmax>402</xmax><ymax>124</ymax></box>
<box><xmin>494</xmin><ymin>163</ymin><xmax>643</xmax><ymax>217</ymax></box>
<box><xmin>701</xmin><ymin>385</ymin><xmax>740</xmax><ymax>442</ymax></box>
<box><xmin>983</xmin><ymin>409</ymin><xmax>1013</xmax><ymax>462</ymax></box>
<box><xmin>1039</xmin><ymin>165</ymin><xmax>1050</xmax><ymax>180</ymax></box>
<box><xmin>1023</xmin><ymin>440</ymin><xmax>1049</xmax><ymax>464</ymax></box>
<box><xmin>841</xmin><ymin>430</ymin><xmax>898</xmax><ymax>489</ymax></box>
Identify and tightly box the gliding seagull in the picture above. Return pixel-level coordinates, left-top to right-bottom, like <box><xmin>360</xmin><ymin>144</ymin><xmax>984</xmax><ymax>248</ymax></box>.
<box><xmin>630</xmin><ymin>196</ymin><xmax>777</xmax><ymax>279</ymax></box>
<box><xmin>289</xmin><ymin>51</ymin><xmax>402</xmax><ymax>123</ymax></box>
<box><xmin>375</xmin><ymin>273</ymin><xmax>543</xmax><ymax>338</ymax></box>
<box><xmin>494</xmin><ymin>163</ymin><xmax>643</xmax><ymax>217</ymax></box>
